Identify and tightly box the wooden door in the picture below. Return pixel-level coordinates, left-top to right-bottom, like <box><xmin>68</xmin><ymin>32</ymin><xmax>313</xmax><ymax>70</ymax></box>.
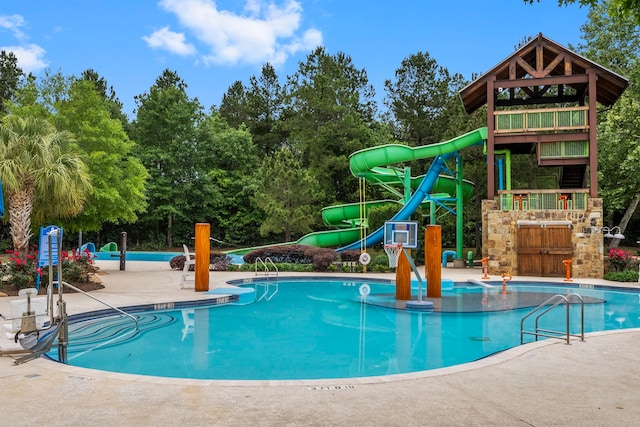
<box><xmin>517</xmin><ymin>224</ymin><xmax>572</xmax><ymax>277</ymax></box>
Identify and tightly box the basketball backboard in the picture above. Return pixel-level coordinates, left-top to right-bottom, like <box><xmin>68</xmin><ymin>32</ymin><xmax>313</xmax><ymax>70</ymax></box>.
<box><xmin>383</xmin><ymin>221</ymin><xmax>418</xmax><ymax>249</ymax></box>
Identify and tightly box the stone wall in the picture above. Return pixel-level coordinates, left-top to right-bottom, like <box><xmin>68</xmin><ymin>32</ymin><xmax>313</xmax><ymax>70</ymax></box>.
<box><xmin>481</xmin><ymin>198</ymin><xmax>604</xmax><ymax>278</ymax></box>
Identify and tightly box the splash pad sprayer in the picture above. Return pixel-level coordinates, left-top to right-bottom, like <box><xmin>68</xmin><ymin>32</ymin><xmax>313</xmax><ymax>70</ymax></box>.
<box><xmin>481</xmin><ymin>257</ymin><xmax>491</xmax><ymax>279</ymax></box>
<box><xmin>501</xmin><ymin>272</ymin><xmax>512</xmax><ymax>294</ymax></box>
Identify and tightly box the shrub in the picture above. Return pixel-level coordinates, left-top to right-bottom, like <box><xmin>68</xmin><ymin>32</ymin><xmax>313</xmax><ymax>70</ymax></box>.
<box><xmin>244</xmin><ymin>245</ymin><xmax>312</xmax><ymax>264</ymax></box>
<box><xmin>243</xmin><ymin>245</ymin><xmax>339</xmax><ymax>270</ymax></box>
<box><xmin>305</xmin><ymin>246</ymin><xmax>339</xmax><ymax>271</ymax></box>
<box><xmin>169</xmin><ymin>251</ymin><xmax>231</xmax><ymax>271</ymax></box>
<box><xmin>339</xmin><ymin>250</ymin><xmax>361</xmax><ymax>262</ymax></box>
<box><xmin>54</xmin><ymin>250</ymin><xmax>99</xmax><ymax>283</ymax></box>
<box><xmin>605</xmin><ymin>248</ymin><xmax>636</xmax><ymax>273</ymax></box>
<box><xmin>0</xmin><ymin>250</ymin><xmax>40</xmax><ymax>289</ymax></box>
<box><xmin>0</xmin><ymin>248</ymin><xmax>98</xmax><ymax>291</ymax></box>
<box><xmin>604</xmin><ymin>270</ymin><xmax>639</xmax><ymax>282</ymax></box>
<box><xmin>369</xmin><ymin>253</ymin><xmax>390</xmax><ymax>272</ymax></box>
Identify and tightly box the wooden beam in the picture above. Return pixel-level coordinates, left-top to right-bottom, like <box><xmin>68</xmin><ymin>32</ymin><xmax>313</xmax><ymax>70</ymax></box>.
<box><xmin>539</xmin><ymin>158</ymin><xmax>589</xmax><ymax>167</ymax></box>
<box><xmin>564</xmin><ymin>57</ymin><xmax>572</xmax><ymax>75</ymax></box>
<box><xmin>487</xmin><ymin>76</ymin><xmax>496</xmax><ymax>199</ymax></box>
<box><xmin>495</xmin><ymin>74</ymin><xmax>589</xmax><ymax>88</ymax></box>
<box><xmin>588</xmin><ymin>69</ymin><xmax>598</xmax><ymax>197</ymax></box>
<box><xmin>543</xmin><ymin>53</ymin><xmax>565</xmax><ymax>76</ymax></box>
<box><xmin>494</xmin><ymin>132</ymin><xmax>589</xmax><ymax>144</ymax></box>
<box><xmin>516</xmin><ymin>56</ymin><xmax>538</xmax><ymax>78</ymax></box>
<box><xmin>536</xmin><ymin>43</ymin><xmax>544</xmax><ymax>75</ymax></box>
<box><xmin>495</xmin><ymin>94</ymin><xmax>582</xmax><ymax>107</ymax></box>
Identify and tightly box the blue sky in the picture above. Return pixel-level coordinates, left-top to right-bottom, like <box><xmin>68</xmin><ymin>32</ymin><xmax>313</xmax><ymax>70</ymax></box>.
<box><xmin>1</xmin><ymin>0</ymin><xmax>589</xmax><ymax>118</ymax></box>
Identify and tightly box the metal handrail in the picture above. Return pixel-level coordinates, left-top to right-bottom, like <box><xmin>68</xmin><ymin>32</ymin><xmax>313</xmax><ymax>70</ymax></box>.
<box><xmin>255</xmin><ymin>281</ymin><xmax>279</xmax><ymax>302</ymax></box>
<box><xmin>55</xmin><ymin>280</ymin><xmax>139</xmax><ymax>329</ymax></box>
<box><xmin>254</xmin><ymin>257</ymin><xmax>279</xmax><ymax>277</ymax></box>
<box><xmin>520</xmin><ymin>293</ymin><xmax>584</xmax><ymax>345</ymax></box>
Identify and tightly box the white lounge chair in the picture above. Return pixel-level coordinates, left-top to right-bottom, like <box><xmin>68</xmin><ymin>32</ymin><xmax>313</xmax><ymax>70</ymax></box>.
<box><xmin>179</xmin><ymin>244</ymin><xmax>195</xmax><ymax>289</ymax></box>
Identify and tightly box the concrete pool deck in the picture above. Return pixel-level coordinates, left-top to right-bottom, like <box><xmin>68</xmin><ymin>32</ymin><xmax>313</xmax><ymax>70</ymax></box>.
<box><xmin>1</xmin><ymin>260</ymin><xmax>640</xmax><ymax>426</ymax></box>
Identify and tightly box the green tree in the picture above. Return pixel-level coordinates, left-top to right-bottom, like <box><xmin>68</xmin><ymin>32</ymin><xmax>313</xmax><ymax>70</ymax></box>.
<box><xmin>219</xmin><ymin>64</ymin><xmax>287</xmax><ymax>156</ymax></box>
<box><xmin>81</xmin><ymin>69</ymin><xmax>131</xmax><ymax>127</ymax></box>
<box><xmin>132</xmin><ymin>69</ymin><xmax>203</xmax><ymax>247</ymax></box>
<box><xmin>194</xmin><ymin>112</ymin><xmax>261</xmax><ymax>244</ymax></box>
<box><xmin>282</xmin><ymin>47</ymin><xmax>378</xmax><ymax>205</ymax></box>
<box><xmin>525</xmin><ymin>0</ymin><xmax>640</xmax><ymax>24</ymax></box>
<box><xmin>254</xmin><ymin>146</ymin><xmax>323</xmax><ymax>241</ymax></box>
<box><xmin>219</xmin><ymin>80</ymin><xmax>248</xmax><ymax>129</ymax></box>
<box><xmin>383</xmin><ymin>52</ymin><xmax>466</xmax><ymax>146</ymax></box>
<box><xmin>246</xmin><ymin>63</ymin><xmax>286</xmax><ymax>155</ymax></box>
<box><xmin>0</xmin><ymin>51</ymin><xmax>25</xmax><ymax>115</ymax></box>
<box><xmin>0</xmin><ymin>115</ymin><xmax>92</xmax><ymax>255</ymax></box>
<box><xmin>573</xmin><ymin>2</ymin><xmax>640</xmax><ymax>247</ymax></box>
<box><xmin>53</xmin><ymin>78</ymin><xmax>148</xmax><ymax>232</ymax></box>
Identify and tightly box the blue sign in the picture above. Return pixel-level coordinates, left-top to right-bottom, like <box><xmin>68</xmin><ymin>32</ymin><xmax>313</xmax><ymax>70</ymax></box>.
<box><xmin>0</xmin><ymin>180</ymin><xmax>4</xmax><ymax>217</ymax></box>
<box><xmin>38</xmin><ymin>225</ymin><xmax>63</xmax><ymax>267</ymax></box>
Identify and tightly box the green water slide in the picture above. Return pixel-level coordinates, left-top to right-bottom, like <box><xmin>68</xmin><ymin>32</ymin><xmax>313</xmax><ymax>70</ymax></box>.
<box><xmin>338</xmin><ymin>127</ymin><xmax>488</xmax><ymax>252</ymax></box>
<box><xmin>226</xmin><ymin>128</ymin><xmax>487</xmax><ymax>256</ymax></box>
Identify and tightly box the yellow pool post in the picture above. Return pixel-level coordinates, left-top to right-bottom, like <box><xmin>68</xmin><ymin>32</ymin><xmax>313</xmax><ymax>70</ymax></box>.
<box><xmin>425</xmin><ymin>225</ymin><xmax>442</xmax><ymax>298</ymax></box>
<box><xmin>195</xmin><ymin>223</ymin><xmax>210</xmax><ymax>292</ymax></box>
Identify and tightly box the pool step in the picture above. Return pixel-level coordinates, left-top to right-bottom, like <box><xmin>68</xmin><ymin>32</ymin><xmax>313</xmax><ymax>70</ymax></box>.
<box><xmin>48</xmin><ymin>312</ymin><xmax>176</xmax><ymax>356</ymax></box>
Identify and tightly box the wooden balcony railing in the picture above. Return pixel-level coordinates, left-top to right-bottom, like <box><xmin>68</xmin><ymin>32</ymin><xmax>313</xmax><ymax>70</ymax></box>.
<box><xmin>498</xmin><ymin>189</ymin><xmax>588</xmax><ymax>211</ymax></box>
<box><xmin>494</xmin><ymin>106</ymin><xmax>589</xmax><ymax>134</ymax></box>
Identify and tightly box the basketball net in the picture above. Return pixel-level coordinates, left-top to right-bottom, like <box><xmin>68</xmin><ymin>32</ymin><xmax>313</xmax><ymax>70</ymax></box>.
<box><xmin>384</xmin><ymin>244</ymin><xmax>403</xmax><ymax>268</ymax></box>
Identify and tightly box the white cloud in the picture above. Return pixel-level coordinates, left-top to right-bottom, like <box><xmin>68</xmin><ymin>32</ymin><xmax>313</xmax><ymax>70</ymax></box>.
<box><xmin>2</xmin><ymin>44</ymin><xmax>48</xmax><ymax>73</ymax></box>
<box><xmin>0</xmin><ymin>14</ymin><xmax>48</xmax><ymax>73</ymax></box>
<box><xmin>0</xmin><ymin>14</ymin><xmax>26</xmax><ymax>40</ymax></box>
<box><xmin>153</xmin><ymin>0</ymin><xmax>322</xmax><ymax>66</ymax></box>
<box><xmin>143</xmin><ymin>26</ymin><xmax>196</xmax><ymax>56</ymax></box>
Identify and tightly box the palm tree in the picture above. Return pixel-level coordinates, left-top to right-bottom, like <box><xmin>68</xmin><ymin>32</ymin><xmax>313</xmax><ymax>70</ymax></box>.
<box><xmin>0</xmin><ymin>115</ymin><xmax>92</xmax><ymax>256</ymax></box>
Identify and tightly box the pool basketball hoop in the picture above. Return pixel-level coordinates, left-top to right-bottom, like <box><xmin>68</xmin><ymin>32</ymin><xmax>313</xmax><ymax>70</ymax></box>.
<box><xmin>383</xmin><ymin>221</ymin><xmax>417</xmax><ymax>268</ymax></box>
<box><xmin>384</xmin><ymin>243</ymin><xmax>403</xmax><ymax>268</ymax></box>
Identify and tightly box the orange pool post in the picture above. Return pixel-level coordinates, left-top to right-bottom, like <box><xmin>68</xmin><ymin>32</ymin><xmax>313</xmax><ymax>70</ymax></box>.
<box><xmin>563</xmin><ymin>258</ymin><xmax>573</xmax><ymax>282</ymax></box>
<box><xmin>425</xmin><ymin>225</ymin><xmax>442</xmax><ymax>298</ymax></box>
<box><xmin>481</xmin><ymin>257</ymin><xmax>491</xmax><ymax>279</ymax></box>
<box><xmin>195</xmin><ymin>223</ymin><xmax>211</xmax><ymax>292</ymax></box>
<box><xmin>396</xmin><ymin>248</ymin><xmax>411</xmax><ymax>300</ymax></box>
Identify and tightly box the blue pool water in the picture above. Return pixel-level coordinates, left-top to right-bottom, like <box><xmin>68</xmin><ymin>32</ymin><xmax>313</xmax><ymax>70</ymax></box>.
<box><xmin>91</xmin><ymin>251</ymin><xmax>244</xmax><ymax>264</ymax></box>
<box><xmin>92</xmin><ymin>251</ymin><xmax>181</xmax><ymax>262</ymax></box>
<box><xmin>47</xmin><ymin>278</ymin><xmax>640</xmax><ymax>381</ymax></box>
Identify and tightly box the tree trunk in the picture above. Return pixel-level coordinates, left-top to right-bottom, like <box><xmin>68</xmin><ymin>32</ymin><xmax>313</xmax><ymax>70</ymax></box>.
<box><xmin>285</xmin><ymin>224</ymin><xmax>291</xmax><ymax>242</ymax></box>
<box><xmin>8</xmin><ymin>188</ymin><xmax>34</xmax><ymax>257</ymax></box>
<box><xmin>608</xmin><ymin>193</ymin><xmax>640</xmax><ymax>250</ymax></box>
<box><xmin>167</xmin><ymin>213</ymin><xmax>173</xmax><ymax>248</ymax></box>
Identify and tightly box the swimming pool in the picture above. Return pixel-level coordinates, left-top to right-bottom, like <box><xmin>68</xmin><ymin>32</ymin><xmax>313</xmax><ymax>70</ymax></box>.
<box><xmin>91</xmin><ymin>251</ymin><xmax>244</xmax><ymax>264</ymax></box>
<box><xmin>46</xmin><ymin>278</ymin><xmax>640</xmax><ymax>381</ymax></box>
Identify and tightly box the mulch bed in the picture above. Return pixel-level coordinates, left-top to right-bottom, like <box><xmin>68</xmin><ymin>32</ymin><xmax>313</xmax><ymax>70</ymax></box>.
<box><xmin>0</xmin><ymin>277</ymin><xmax>105</xmax><ymax>296</ymax></box>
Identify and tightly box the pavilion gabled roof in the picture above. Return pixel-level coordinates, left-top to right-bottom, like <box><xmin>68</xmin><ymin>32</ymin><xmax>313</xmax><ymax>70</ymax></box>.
<box><xmin>459</xmin><ymin>33</ymin><xmax>629</xmax><ymax>114</ymax></box>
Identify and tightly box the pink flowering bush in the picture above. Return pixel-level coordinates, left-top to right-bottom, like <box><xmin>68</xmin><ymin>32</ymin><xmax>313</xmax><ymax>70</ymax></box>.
<box><xmin>605</xmin><ymin>248</ymin><xmax>636</xmax><ymax>273</ymax></box>
<box><xmin>0</xmin><ymin>248</ymin><xmax>98</xmax><ymax>291</ymax></box>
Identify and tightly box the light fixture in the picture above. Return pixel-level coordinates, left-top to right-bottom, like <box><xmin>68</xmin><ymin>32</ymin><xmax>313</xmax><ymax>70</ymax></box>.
<box><xmin>603</xmin><ymin>226</ymin><xmax>625</xmax><ymax>239</ymax></box>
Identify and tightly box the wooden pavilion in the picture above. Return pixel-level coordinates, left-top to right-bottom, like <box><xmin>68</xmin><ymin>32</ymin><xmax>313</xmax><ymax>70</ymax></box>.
<box><xmin>459</xmin><ymin>33</ymin><xmax>628</xmax><ymax>278</ymax></box>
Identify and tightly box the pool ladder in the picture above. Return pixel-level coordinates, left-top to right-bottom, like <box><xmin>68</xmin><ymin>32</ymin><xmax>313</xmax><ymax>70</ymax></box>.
<box><xmin>254</xmin><ymin>257</ymin><xmax>278</xmax><ymax>301</ymax></box>
<box><xmin>520</xmin><ymin>293</ymin><xmax>585</xmax><ymax>345</ymax></box>
<box><xmin>255</xmin><ymin>257</ymin><xmax>278</xmax><ymax>277</ymax></box>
